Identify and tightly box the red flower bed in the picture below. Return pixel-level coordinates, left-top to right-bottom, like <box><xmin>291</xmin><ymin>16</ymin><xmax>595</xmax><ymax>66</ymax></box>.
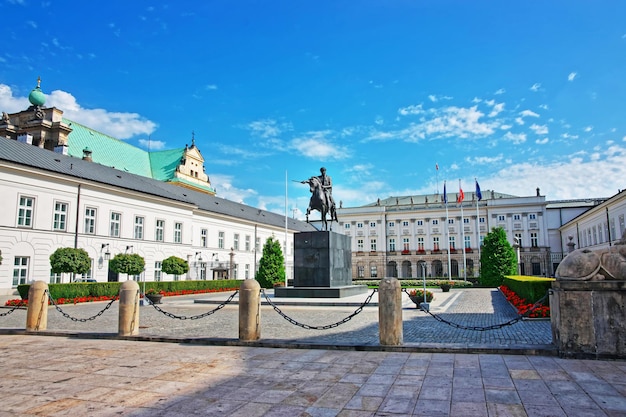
<box><xmin>499</xmin><ymin>285</ymin><xmax>550</xmax><ymax>318</ymax></box>
<box><xmin>4</xmin><ymin>287</ymin><xmax>239</xmax><ymax>307</ymax></box>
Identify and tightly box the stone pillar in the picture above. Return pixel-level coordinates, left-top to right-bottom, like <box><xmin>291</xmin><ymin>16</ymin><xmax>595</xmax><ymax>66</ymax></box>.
<box><xmin>26</xmin><ymin>281</ymin><xmax>48</xmax><ymax>331</ymax></box>
<box><xmin>239</xmin><ymin>279</ymin><xmax>261</xmax><ymax>341</ymax></box>
<box><xmin>551</xmin><ymin>280</ymin><xmax>626</xmax><ymax>359</ymax></box>
<box><xmin>378</xmin><ymin>277</ymin><xmax>403</xmax><ymax>346</ymax></box>
<box><xmin>118</xmin><ymin>280</ymin><xmax>140</xmax><ymax>336</ymax></box>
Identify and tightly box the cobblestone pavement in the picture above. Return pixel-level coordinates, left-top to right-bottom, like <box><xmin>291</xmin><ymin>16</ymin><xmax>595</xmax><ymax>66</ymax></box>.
<box><xmin>0</xmin><ymin>334</ymin><xmax>625</xmax><ymax>417</ymax></box>
<box><xmin>0</xmin><ymin>288</ymin><xmax>552</xmax><ymax>351</ymax></box>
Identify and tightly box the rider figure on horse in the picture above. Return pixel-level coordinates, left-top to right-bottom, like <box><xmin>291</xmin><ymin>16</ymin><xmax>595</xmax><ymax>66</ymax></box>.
<box><xmin>318</xmin><ymin>167</ymin><xmax>335</xmax><ymax>213</ymax></box>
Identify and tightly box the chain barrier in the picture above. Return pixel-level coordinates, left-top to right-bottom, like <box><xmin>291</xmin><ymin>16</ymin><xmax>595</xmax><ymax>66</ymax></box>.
<box><xmin>0</xmin><ymin>302</ymin><xmax>27</xmax><ymax>317</ymax></box>
<box><xmin>146</xmin><ymin>290</ymin><xmax>239</xmax><ymax>320</ymax></box>
<box><xmin>414</xmin><ymin>290</ymin><xmax>551</xmax><ymax>331</ymax></box>
<box><xmin>261</xmin><ymin>288</ymin><xmax>377</xmax><ymax>330</ymax></box>
<box><xmin>46</xmin><ymin>289</ymin><xmax>117</xmax><ymax>322</ymax></box>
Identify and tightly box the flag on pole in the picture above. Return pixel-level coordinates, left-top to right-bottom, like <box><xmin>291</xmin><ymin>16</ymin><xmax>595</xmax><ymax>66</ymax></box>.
<box><xmin>475</xmin><ymin>180</ymin><xmax>482</xmax><ymax>201</ymax></box>
<box><xmin>443</xmin><ymin>181</ymin><xmax>447</xmax><ymax>204</ymax></box>
<box><xmin>457</xmin><ymin>185</ymin><xmax>465</xmax><ymax>203</ymax></box>
<box><xmin>436</xmin><ymin>163</ymin><xmax>439</xmax><ymax>171</ymax></box>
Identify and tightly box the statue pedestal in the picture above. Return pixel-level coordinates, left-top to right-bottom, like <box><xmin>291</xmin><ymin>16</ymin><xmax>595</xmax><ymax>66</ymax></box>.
<box><xmin>551</xmin><ymin>280</ymin><xmax>626</xmax><ymax>359</ymax></box>
<box><xmin>275</xmin><ymin>231</ymin><xmax>367</xmax><ymax>298</ymax></box>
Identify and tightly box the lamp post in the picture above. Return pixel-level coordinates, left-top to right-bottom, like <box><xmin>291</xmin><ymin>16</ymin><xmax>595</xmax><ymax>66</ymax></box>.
<box><xmin>195</xmin><ymin>252</ymin><xmax>203</xmax><ymax>279</ymax></box>
<box><xmin>419</xmin><ymin>262</ymin><xmax>429</xmax><ymax>311</ymax></box>
<box><xmin>513</xmin><ymin>237</ymin><xmax>521</xmax><ymax>275</ymax></box>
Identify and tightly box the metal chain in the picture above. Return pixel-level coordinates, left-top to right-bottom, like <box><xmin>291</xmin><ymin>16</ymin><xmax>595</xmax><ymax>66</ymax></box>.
<box><xmin>261</xmin><ymin>288</ymin><xmax>377</xmax><ymax>330</ymax></box>
<box><xmin>0</xmin><ymin>303</ymin><xmax>27</xmax><ymax>317</ymax></box>
<box><xmin>46</xmin><ymin>289</ymin><xmax>117</xmax><ymax>322</ymax></box>
<box><xmin>146</xmin><ymin>290</ymin><xmax>239</xmax><ymax>320</ymax></box>
<box><xmin>418</xmin><ymin>291</ymin><xmax>551</xmax><ymax>331</ymax></box>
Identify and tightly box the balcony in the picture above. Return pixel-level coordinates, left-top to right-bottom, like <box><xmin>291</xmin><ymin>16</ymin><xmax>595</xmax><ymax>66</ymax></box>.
<box><xmin>401</xmin><ymin>250</ymin><xmax>410</xmax><ymax>255</ymax></box>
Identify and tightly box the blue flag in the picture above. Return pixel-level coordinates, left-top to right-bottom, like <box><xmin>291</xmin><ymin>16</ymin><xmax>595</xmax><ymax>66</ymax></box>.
<box><xmin>475</xmin><ymin>180</ymin><xmax>482</xmax><ymax>201</ymax></box>
<box><xmin>443</xmin><ymin>182</ymin><xmax>447</xmax><ymax>204</ymax></box>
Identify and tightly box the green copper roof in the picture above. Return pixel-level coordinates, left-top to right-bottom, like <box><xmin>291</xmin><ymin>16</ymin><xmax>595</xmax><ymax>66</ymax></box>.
<box><xmin>148</xmin><ymin>148</ymin><xmax>185</xmax><ymax>181</ymax></box>
<box><xmin>64</xmin><ymin>119</ymin><xmax>153</xmax><ymax>177</ymax></box>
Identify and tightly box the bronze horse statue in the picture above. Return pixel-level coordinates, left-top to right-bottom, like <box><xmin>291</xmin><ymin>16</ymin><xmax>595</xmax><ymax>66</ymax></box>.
<box><xmin>301</xmin><ymin>176</ymin><xmax>337</xmax><ymax>231</ymax></box>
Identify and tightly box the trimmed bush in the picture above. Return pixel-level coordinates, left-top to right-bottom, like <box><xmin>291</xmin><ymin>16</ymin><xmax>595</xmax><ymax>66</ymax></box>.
<box><xmin>503</xmin><ymin>275</ymin><xmax>554</xmax><ymax>304</ymax></box>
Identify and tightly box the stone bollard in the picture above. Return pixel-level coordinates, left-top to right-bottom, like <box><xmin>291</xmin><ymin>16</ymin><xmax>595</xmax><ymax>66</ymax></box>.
<box><xmin>239</xmin><ymin>279</ymin><xmax>261</xmax><ymax>341</ymax></box>
<box><xmin>378</xmin><ymin>277</ymin><xmax>403</xmax><ymax>346</ymax></box>
<box><xmin>26</xmin><ymin>280</ymin><xmax>49</xmax><ymax>331</ymax></box>
<box><xmin>118</xmin><ymin>280</ymin><xmax>140</xmax><ymax>336</ymax></box>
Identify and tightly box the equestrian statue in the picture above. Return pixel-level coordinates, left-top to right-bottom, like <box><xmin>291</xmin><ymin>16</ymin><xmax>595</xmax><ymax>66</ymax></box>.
<box><xmin>299</xmin><ymin>167</ymin><xmax>338</xmax><ymax>231</ymax></box>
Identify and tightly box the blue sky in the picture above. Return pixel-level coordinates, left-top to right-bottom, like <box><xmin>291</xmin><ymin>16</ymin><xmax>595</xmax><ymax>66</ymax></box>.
<box><xmin>2</xmin><ymin>1</ymin><xmax>626</xmax><ymax>218</ymax></box>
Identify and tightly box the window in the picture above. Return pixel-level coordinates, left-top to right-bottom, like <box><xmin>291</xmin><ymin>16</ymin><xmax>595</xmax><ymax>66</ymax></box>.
<box><xmin>357</xmin><ymin>265</ymin><xmax>364</xmax><ymax>278</ymax></box>
<box><xmin>417</xmin><ymin>220</ymin><xmax>423</xmax><ymax>226</ymax></box>
<box><xmin>13</xmin><ymin>257</ymin><xmax>29</xmax><ymax>286</ymax></box>
<box><xmin>200</xmin><ymin>229</ymin><xmax>207</xmax><ymax>247</ymax></box>
<box><xmin>389</xmin><ymin>238</ymin><xmax>396</xmax><ymax>252</ymax></box>
<box><xmin>514</xmin><ymin>233</ymin><xmax>523</xmax><ymax>247</ymax></box>
<box><xmin>370</xmin><ymin>264</ymin><xmax>378</xmax><ymax>278</ymax></box>
<box><xmin>154</xmin><ymin>261</ymin><xmax>162</xmax><ymax>281</ymax></box>
<box><xmin>84</xmin><ymin>207</ymin><xmax>96</xmax><ymax>234</ymax></box>
<box><xmin>417</xmin><ymin>237</ymin><xmax>424</xmax><ymax>251</ymax></box>
<box><xmin>480</xmin><ymin>235</ymin><xmax>485</xmax><ymax>246</ymax></box>
<box><xmin>498</xmin><ymin>215</ymin><xmax>505</xmax><ymax>222</ymax></box>
<box><xmin>529</xmin><ymin>214</ymin><xmax>537</xmax><ymax>220</ymax></box>
<box><xmin>245</xmin><ymin>264</ymin><xmax>250</xmax><ymax>279</ymax></box>
<box><xmin>479</xmin><ymin>217</ymin><xmax>485</xmax><ymax>223</ymax></box>
<box><xmin>370</xmin><ymin>222</ymin><xmax>376</xmax><ymax>228</ymax></box>
<box><xmin>464</xmin><ymin>236</ymin><xmax>471</xmax><ymax>249</ymax></box>
<box><xmin>432</xmin><ymin>219</ymin><xmax>439</xmax><ymax>225</ymax></box>
<box><xmin>357</xmin><ymin>238</ymin><xmax>364</xmax><ymax>251</ymax></box>
<box><xmin>174</xmin><ymin>222</ymin><xmax>182</xmax><ymax>243</ymax></box>
<box><xmin>233</xmin><ymin>234</ymin><xmax>240</xmax><ymax>250</ymax></box>
<box><xmin>370</xmin><ymin>239</ymin><xmax>377</xmax><ymax>251</ymax></box>
<box><xmin>245</xmin><ymin>235</ymin><xmax>251</xmax><ymax>251</ymax></box>
<box><xmin>402</xmin><ymin>221</ymin><xmax>409</xmax><ymax>227</ymax></box>
<box><xmin>17</xmin><ymin>196</ymin><xmax>34</xmax><ymax>227</ymax></box>
<box><xmin>50</xmin><ymin>271</ymin><xmax>62</xmax><ymax>284</ymax></box>
<box><xmin>449</xmin><ymin>236</ymin><xmax>455</xmax><ymax>250</ymax></box>
<box><xmin>344</xmin><ymin>223</ymin><xmax>350</xmax><ymax>229</ymax></box>
<box><xmin>388</xmin><ymin>221</ymin><xmax>395</xmax><ymax>228</ymax></box>
<box><xmin>53</xmin><ymin>201</ymin><xmax>68</xmax><ymax>231</ymax></box>
<box><xmin>433</xmin><ymin>237</ymin><xmax>440</xmax><ymax>251</ymax></box>
<box><xmin>448</xmin><ymin>219</ymin><xmax>454</xmax><ymax>224</ymax></box>
<box><xmin>513</xmin><ymin>214</ymin><xmax>521</xmax><ymax>221</ymax></box>
<box><xmin>403</xmin><ymin>238</ymin><xmax>410</xmax><ymax>251</ymax></box>
<box><xmin>463</xmin><ymin>218</ymin><xmax>470</xmax><ymax>224</ymax></box>
<box><xmin>218</xmin><ymin>231</ymin><xmax>225</xmax><ymax>249</ymax></box>
<box><xmin>531</xmin><ymin>232</ymin><xmax>538</xmax><ymax>247</ymax></box>
<box><xmin>110</xmin><ymin>212</ymin><xmax>121</xmax><ymax>237</ymax></box>
<box><xmin>155</xmin><ymin>220</ymin><xmax>165</xmax><ymax>242</ymax></box>
<box><xmin>620</xmin><ymin>214</ymin><xmax>626</xmax><ymax>239</ymax></box>
<box><xmin>199</xmin><ymin>262</ymin><xmax>207</xmax><ymax>280</ymax></box>
<box><xmin>357</xmin><ymin>222</ymin><xmax>363</xmax><ymax>228</ymax></box>
<box><xmin>134</xmin><ymin>216</ymin><xmax>144</xmax><ymax>239</ymax></box>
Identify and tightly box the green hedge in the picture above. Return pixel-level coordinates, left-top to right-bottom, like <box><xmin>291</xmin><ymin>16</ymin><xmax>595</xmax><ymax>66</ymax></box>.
<box><xmin>353</xmin><ymin>279</ymin><xmax>474</xmax><ymax>288</ymax></box>
<box><xmin>502</xmin><ymin>275</ymin><xmax>554</xmax><ymax>303</ymax></box>
<box><xmin>17</xmin><ymin>279</ymin><xmax>242</xmax><ymax>300</ymax></box>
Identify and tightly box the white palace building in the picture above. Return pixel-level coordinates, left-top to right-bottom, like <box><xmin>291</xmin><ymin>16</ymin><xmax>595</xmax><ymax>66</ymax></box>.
<box><xmin>1</xmin><ymin>79</ymin><xmax>625</xmax><ymax>295</ymax></box>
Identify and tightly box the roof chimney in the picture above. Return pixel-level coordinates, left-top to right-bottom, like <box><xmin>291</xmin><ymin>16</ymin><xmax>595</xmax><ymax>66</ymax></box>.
<box><xmin>82</xmin><ymin>147</ymin><xmax>92</xmax><ymax>162</ymax></box>
<box><xmin>536</xmin><ymin>187</ymin><xmax>540</xmax><ymax>196</ymax></box>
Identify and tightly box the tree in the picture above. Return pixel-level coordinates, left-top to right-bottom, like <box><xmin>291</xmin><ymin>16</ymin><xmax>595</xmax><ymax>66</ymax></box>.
<box><xmin>162</xmin><ymin>256</ymin><xmax>189</xmax><ymax>277</ymax></box>
<box><xmin>109</xmin><ymin>253</ymin><xmax>145</xmax><ymax>278</ymax></box>
<box><xmin>50</xmin><ymin>247</ymin><xmax>91</xmax><ymax>277</ymax></box>
<box><xmin>479</xmin><ymin>227</ymin><xmax>517</xmax><ymax>287</ymax></box>
<box><xmin>256</xmin><ymin>236</ymin><xmax>285</xmax><ymax>288</ymax></box>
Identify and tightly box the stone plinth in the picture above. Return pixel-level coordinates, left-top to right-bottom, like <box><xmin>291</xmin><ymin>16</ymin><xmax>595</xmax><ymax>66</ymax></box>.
<box><xmin>275</xmin><ymin>231</ymin><xmax>367</xmax><ymax>298</ymax></box>
<box><xmin>551</xmin><ymin>280</ymin><xmax>626</xmax><ymax>359</ymax></box>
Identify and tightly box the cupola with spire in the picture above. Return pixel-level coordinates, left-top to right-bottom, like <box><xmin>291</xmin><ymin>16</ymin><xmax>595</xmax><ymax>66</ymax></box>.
<box><xmin>28</xmin><ymin>77</ymin><xmax>46</xmax><ymax>108</ymax></box>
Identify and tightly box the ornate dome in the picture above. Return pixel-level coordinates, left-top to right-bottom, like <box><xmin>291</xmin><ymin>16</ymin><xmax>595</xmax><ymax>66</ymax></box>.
<box><xmin>28</xmin><ymin>77</ymin><xmax>46</xmax><ymax>107</ymax></box>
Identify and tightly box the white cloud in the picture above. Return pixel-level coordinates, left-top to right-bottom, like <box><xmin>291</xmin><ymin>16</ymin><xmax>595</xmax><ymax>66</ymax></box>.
<box><xmin>530</xmin><ymin>124</ymin><xmax>549</xmax><ymax>135</ymax></box>
<box><xmin>488</xmin><ymin>102</ymin><xmax>505</xmax><ymax>117</ymax></box>
<box><xmin>539</xmin><ymin>104</ymin><xmax>549</xmax><ymax>110</ymax></box>
<box><xmin>500</xmin><ymin>124</ymin><xmax>512</xmax><ymax>130</ymax></box>
<box><xmin>428</xmin><ymin>94</ymin><xmax>452</xmax><ymax>102</ymax></box>
<box><xmin>209</xmin><ymin>173</ymin><xmax>257</xmax><ymax>204</ymax></box>
<box><xmin>568</xmin><ymin>72</ymin><xmax>577</xmax><ymax>82</ymax></box>
<box><xmin>246</xmin><ymin>119</ymin><xmax>291</xmax><ymax>138</ymax></box>
<box><xmin>138</xmin><ymin>139</ymin><xmax>166</xmax><ymax>150</ymax></box>
<box><xmin>584</xmin><ymin>126</ymin><xmax>593</xmax><ymax>132</ymax></box>
<box><xmin>471</xmin><ymin>97</ymin><xmax>481</xmax><ymax>103</ymax></box>
<box><xmin>530</xmin><ymin>83</ymin><xmax>541</xmax><ymax>92</ymax></box>
<box><xmin>515</xmin><ymin>117</ymin><xmax>525</xmax><ymax>125</ymax></box>
<box><xmin>290</xmin><ymin>131</ymin><xmax>349</xmax><ymax>160</ymax></box>
<box><xmin>47</xmin><ymin>90</ymin><xmax>157</xmax><ymax>139</ymax></box>
<box><xmin>535</xmin><ymin>138</ymin><xmax>549</xmax><ymax>145</ymax></box>
<box><xmin>0</xmin><ymin>84</ymin><xmax>30</xmax><ymax>112</ymax></box>
<box><xmin>205</xmin><ymin>84</ymin><xmax>218</xmax><ymax>90</ymax></box>
<box><xmin>26</xmin><ymin>20</ymin><xmax>37</xmax><ymax>29</ymax></box>
<box><xmin>374</xmin><ymin>116</ymin><xmax>384</xmax><ymax>126</ymax></box>
<box><xmin>398</xmin><ymin>104</ymin><xmax>424</xmax><ymax>116</ymax></box>
<box><xmin>503</xmin><ymin>132</ymin><xmax>527</xmax><ymax>144</ymax></box>
<box><xmin>494</xmin><ymin>88</ymin><xmax>506</xmax><ymax>95</ymax></box>
<box><xmin>466</xmin><ymin>155</ymin><xmax>504</xmax><ymax>165</ymax></box>
<box><xmin>561</xmin><ymin>133</ymin><xmax>579</xmax><ymax>140</ymax></box>
<box><xmin>519</xmin><ymin>109</ymin><xmax>540</xmax><ymax>118</ymax></box>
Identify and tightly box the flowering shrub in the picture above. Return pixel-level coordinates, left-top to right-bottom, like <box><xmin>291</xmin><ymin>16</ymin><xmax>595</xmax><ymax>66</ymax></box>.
<box><xmin>499</xmin><ymin>285</ymin><xmax>550</xmax><ymax>318</ymax></box>
<box><xmin>4</xmin><ymin>287</ymin><xmax>239</xmax><ymax>306</ymax></box>
<box><xmin>407</xmin><ymin>289</ymin><xmax>434</xmax><ymax>302</ymax></box>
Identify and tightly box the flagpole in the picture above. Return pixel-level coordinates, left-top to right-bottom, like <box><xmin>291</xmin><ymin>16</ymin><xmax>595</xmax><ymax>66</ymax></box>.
<box><xmin>475</xmin><ymin>178</ymin><xmax>482</xmax><ymax>277</ymax></box>
<box><xmin>459</xmin><ymin>179</ymin><xmax>467</xmax><ymax>281</ymax></box>
<box><xmin>444</xmin><ymin>181</ymin><xmax>452</xmax><ymax>280</ymax></box>
<box><xmin>285</xmin><ymin>169</ymin><xmax>288</xmax><ymax>287</ymax></box>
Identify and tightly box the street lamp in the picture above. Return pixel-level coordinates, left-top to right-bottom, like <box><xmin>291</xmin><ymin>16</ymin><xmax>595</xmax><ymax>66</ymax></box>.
<box><xmin>513</xmin><ymin>237</ymin><xmax>521</xmax><ymax>274</ymax></box>
<box><xmin>101</xmin><ymin>243</ymin><xmax>111</xmax><ymax>260</ymax></box>
<box><xmin>419</xmin><ymin>262</ymin><xmax>429</xmax><ymax>311</ymax></box>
